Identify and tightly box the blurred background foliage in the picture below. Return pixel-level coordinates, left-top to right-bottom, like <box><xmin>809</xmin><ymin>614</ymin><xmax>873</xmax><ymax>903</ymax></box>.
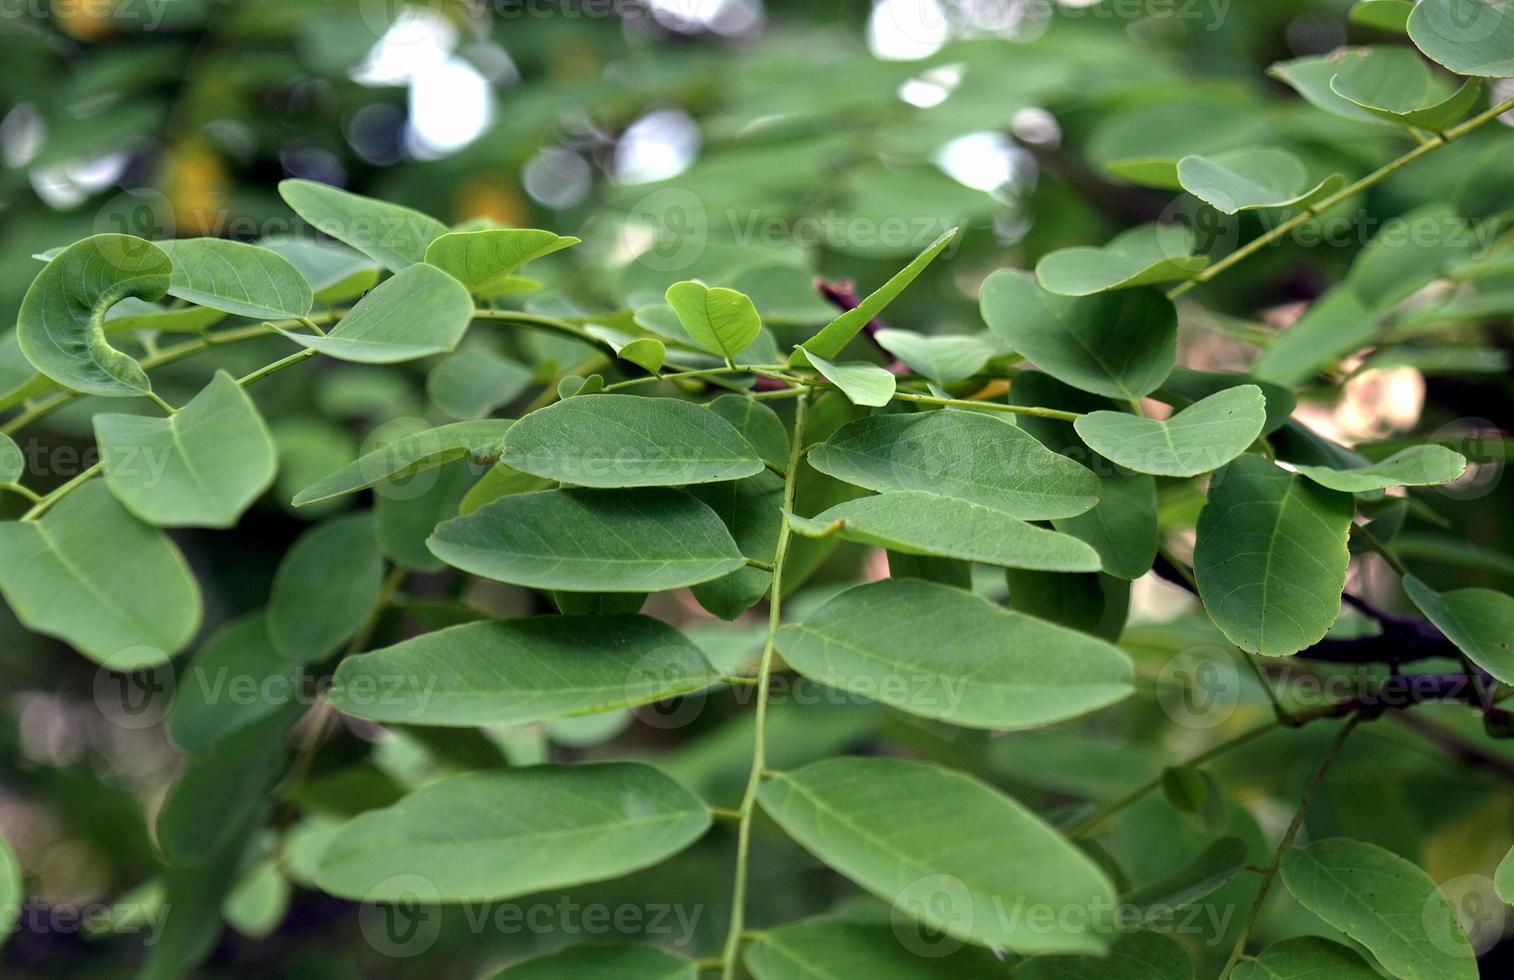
<box><xmin>2</xmin><ymin>0</ymin><xmax>1514</xmax><ymax>976</ymax></box>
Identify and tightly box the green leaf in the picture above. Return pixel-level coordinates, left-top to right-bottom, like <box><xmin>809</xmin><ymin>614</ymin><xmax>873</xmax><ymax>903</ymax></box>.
<box><xmin>1006</xmin><ymin>571</ymin><xmax>1129</xmax><ymax>642</ymax></box>
<box><xmin>1269</xmin><ymin>51</ymin><xmax>1399</xmax><ymax>125</ymax></box>
<box><xmin>427</xmin><ymin>346</ymin><xmax>531</xmax><ymax>419</ymax></box>
<box><xmin>16</xmin><ymin>234</ymin><xmax>171</xmax><ymax>397</ymax></box>
<box><xmin>807</xmin><ymin>411</ymin><xmax>1100</xmax><ymax>519</ymax></box>
<box><xmin>664</xmin><ymin>281</ymin><xmax>762</xmax><ymax>359</ymax></box>
<box><xmin>777</xmin><ymin>579</ymin><xmax>1132</xmax><ymax>729</ymax></box>
<box><xmin>689</xmin><ymin>474</ymin><xmax>782</xmax><ymax>620</ymax></box>
<box><xmin>278</xmin><ymin>178</ymin><xmax>448</xmax><ymax>271</ymax></box>
<box><xmin>223</xmin><ymin>859</ymin><xmax>290</xmax><ymax>940</ymax></box>
<box><xmin>1159</xmin><ymin>369</ymin><xmax>1296</xmax><ymax>436</ymax></box>
<box><xmin>427</xmin><ymin>488</ymin><xmax>746</xmax><ymax>592</ymax></box>
<box><xmin>1295</xmin><ymin>445</ymin><xmax>1468</xmax><ymax>492</ymax></box>
<box><xmin>502</xmin><ymin>394</ymin><xmax>764</xmax><ymax>487</ymax></box>
<box><xmin>1055</xmin><ymin>473</ymin><xmax>1158</xmax><ymax>581</ymax></box>
<box><xmin>0</xmin><ymin>481</ymin><xmax>199</xmax><ymax>665</ymax></box>
<box><xmin>257</xmin><ymin>235</ymin><xmax>380</xmax><ymax>304</ymax></box>
<box><xmin>375</xmin><ymin>458</ymin><xmax>476</xmax><ymax>571</ymax></box>
<box><xmin>802</xmin><ymin>349</ymin><xmax>896</xmax><ymax>407</ymax></box>
<box><xmin>495</xmin><ymin>944</ymin><xmax>697</xmax><ymax>980</ymax></box>
<box><xmin>156</xmin><ymin>238</ymin><xmax>314</xmax><ymax>320</ymax></box>
<box><xmin>1122</xmin><ymin>837</ymin><xmax>1248</xmax><ymax>912</ymax></box>
<box><xmin>293</xmin><ymin>420</ymin><xmax>510</xmax><ymax>506</ymax></box>
<box><xmin>1496</xmin><ymin>845</ymin><xmax>1514</xmax><ymax>904</ymax></box>
<box><xmin>1329</xmin><ymin>46</ymin><xmax>1485</xmax><ymax>131</ymax></box>
<box><xmin>745</xmin><ymin>918</ymin><xmax>1014</xmax><ymax>979</ymax></box>
<box><xmin>1404</xmin><ymin>576</ymin><xmax>1514</xmax><ymax>684</ymax></box>
<box><xmin>279</xmin><ymin>263</ymin><xmax>474</xmax><ymax>363</ymax></box>
<box><xmin>1013</xmin><ymin>931</ymin><xmax>1194</xmax><ymax>979</ymax></box>
<box><xmin>267</xmin><ymin>513</ymin><xmax>383</xmax><ymax>663</ymax></box>
<box><xmin>1087</xmin><ymin>101</ymin><xmax>1273</xmax><ymax>188</ymax></box>
<box><xmin>0</xmin><ymin>432</ymin><xmax>21</xmax><ymax>486</ymax></box>
<box><xmin>874</xmin><ymin>328</ymin><xmax>997</xmax><ymax>384</ymax></box>
<box><xmin>158</xmin><ymin>708</ymin><xmax>294</xmax><ymax>865</ymax></box>
<box><xmin>1073</xmin><ymin>386</ymin><xmax>1267</xmax><ymax>478</ymax></box>
<box><xmin>980</xmin><ymin>272</ymin><xmax>1176</xmax><ymax>400</ymax></box>
<box><xmin>1177</xmin><ymin>148</ymin><xmax>1343</xmax><ymax>213</ymax></box>
<box><xmin>1194</xmin><ymin>455</ymin><xmax>1354</xmax><ymax>656</ymax></box>
<box><xmin>424</xmin><ymin>228</ymin><xmax>579</xmax><ymax>293</ymax></box>
<box><xmin>329</xmin><ymin>615</ymin><xmax>720</xmax><ymax>726</ymax></box>
<box><xmin>757</xmin><ymin>756</ymin><xmax>1117</xmax><ymax>955</ymax></box>
<box><xmin>168</xmin><ymin>612</ymin><xmax>298</xmax><ymax>753</ymax></box>
<box><xmin>1232</xmin><ymin>937</ymin><xmax>1383</xmax><ymax>980</ymax></box>
<box><xmin>0</xmin><ymin>832</ymin><xmax>19</xmax><ymax>949</ymax></box>
<box><xmin>707</xmin><ymin>394</ymin><xmax>790</xmax><ymax>469</ymax></box>
<box><xmin>314</xmin><ymin>763</ymin><xmax>711</xmax><ymax>902</ymax></box>
<box><xmin>796</xmin><ymin>228</ymin><xmax>956</xmax><ymax>363</ymax></box>
<box><xmin>791</xmin><ymin>491</ymin><xmax>1101</xmax><ymax>572</ymax></box>
<box><xmin>102</xmin><ymin>298</ymin><xmax>226</xmax><ymax>334</ymax></box>
<box><xmin>1280</xmin><ymin>838</ymin><xmax>1478</xmax><ymax>980</ymax></box>
<box><xmin>95</xmin><ymin>371</ymin><xmax>277</xmax><ymax>528</ymax></box>
<box><xmin>1351</xmin><ymin>0</ymin><xmax>1414</xmax><ymax>34</ymax></box>
<box><xmin>1410</xmin><ymin>0</ymin><xmax>1514</xmax><ymax>77</ymax></box>
<box><xmin>618</xmin><ymin>337</ymin><xmax>666</xmax><ymax>375</ymax></box>
<box><xmin>1035</xmin><ymin>225</ymin><xmax>1207</xmax><ymax>297</ymax></box>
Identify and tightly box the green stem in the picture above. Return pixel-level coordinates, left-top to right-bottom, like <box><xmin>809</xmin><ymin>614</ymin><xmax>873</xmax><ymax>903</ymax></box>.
<box><xmin>1219</xmin><ymin>715</ymin><xmax>1360</xmax><ymax>978</ymax></box>
<box><xmin>1350</xmin><ymin>523</ymin><xmax>1409</xmax><ymax>577</ymax></box>
<box><xmin>892</xmin><ymin>390</ymin><xmax>1082</xmax><ymax>421</ymax></box>
<box><xmin>469</xmin><ymin>308</ymin><xmax>610</xmax><ymax>348</ymax></box>
<box><xmin>719</xmin><ymin>390</ymin><xmax>809</xmax><ymax>980</ymax></box>
<box><xmin>601</xmin><ymin>364</ymin><xmax>790</xmax><ymax>393</ymax></box>
<box><xmin>145</xmin><ymin>391</ymin><xmax>178</xmax><ymax>415</ymax></box>
<box><xmin>1167</xmin><ymin>94</ymin><xmax>1514</xmax><ymax>300</ymax></box>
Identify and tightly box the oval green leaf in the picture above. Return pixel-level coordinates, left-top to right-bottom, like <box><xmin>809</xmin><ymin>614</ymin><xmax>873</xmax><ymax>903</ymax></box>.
<box><xmin>17</xmin><ymin>234</ymin><xmax>171</xmax><ymax>397</ymax></box>
<box><xmin>1280</xmin><ymin>837</ymin><xmax>1478</xmax><ymax>980</ymax></box>
<box><xmin>807</xmin><ymin>411</ymin><xmax>1100</xmax><ymax>520</ymax></box>
<box><xmin>1410</xmin><ymin>0</ymin><xmax>1514</xmax><ymax>78</ymax></box>
<box><xmin>502</xmin><ymin>394</ymin><xmax>764</xmax><ymax>487</ymax></box>
<box><xmin>1295</xmin><ymin>444</ymin><xmax>1468</xmax><ymax>492</ymax></box>
<box><xmin>424</xmin><ymin>228</ymin><xmax>579</xmax><ymax>293</ymax></box>
<box><xmin>1035</xmin><ymin>225</ymin><xmax>1207</xmax><ymax>297</ymax></box>
<box><xmin>156</xmin><ymin>238</ymin><xmax>314</xmax><ymax>320</ymax></box>
<box><xmin>777</xmin><ymin>579</ymin><xmax>1132</xmax><ymax>729</ymax></box>
<box><xmin>96</xmin><ymin>372</ymin><xmax>277</xmax><ymax>528</ymax></box>
<box><xmin>980</xmin><ymin>271</ymin><xmax>1177</xmax><ymax>400</ymax></box>
<box><xmin>267</xmin><ymin>512</ymin><xmax>383</xmax><ymax>663</ymax></box>
<box><xmin>664</xmin><ymin>281</ymin><xmax>761</xmax><ymax>360</ymax></box>
<box><xmin>874</xmin><ymin>328</ymin><xmax>998</xmax><ymax>384</ymax></box>
<box><xmin>802</xmin><ymin>349</ymin><xmax>896</xmax><ymax>407</ymax></box>
<box><xmin>168</xmin><ymin>612</ymin><xmax>298</xmax><ymax>753</ymax></box>
<box><xmin>791</xmin><ymin>491</ymin><xmax>1102</xmax><ymax>572</ymax></box>
<box><xmin>745</xmin><ymin>919</ymin><xmax>1014</xmax><ymax>979</ymax></box>
<box><xmin>757</xmin><ymin>756</ymin><xmax>1117</xmax><ymax>955</ymax></box>
<box><xmin>1073</xmin><ymin>386</ymin><xmax>1266</xmax><ymax>478</ymax></box>
<box><xmin>427</xmin><ymin>488</ymin><xmax>746</xmax><ymax>592</ymax></box>
<box><xmin>280</xmin><ymin>263</ymin><xmax>474</xmax><ymax>364</ymax></box>
<box><xmin>0</xmin><ymin>481</ymin><xmax>200</xmax><ymax>665</ymax></box>
<box><xmin>329</xmin><ymin>615</ymin><xmax>720</xmax><ymax>726</ymax></box>
<box><xmin>1328</xmin><ymin>46</ymin><xmax>1485</xmax><ymax>131</ymax></box>
<box><xmin>1233</xmin><ymin>937</ymin><xmax>1389</xmax><ymax>980</ymax></box>
<box><xmin>279</xmin><ymin>178</ymin><xmax>448</xmax><ymax>271</ymax></box>
<box><xmin>1404</xmin><ymin>576</ymin><xmax>1514</xmax><ymax>684</ymax></box>
<box><xmin>315</xmin><ymin>763</ymin><xmax>712</xmax><ymax>902</ymax></box>
<box><xmin>1194</xmin><ymin>455</ymin><xmax>1354</xmax><ymax>656</ymax></box>
<box><xmin>258</xmin><ymin>235</ymin><xmax>381</xmax><ymax>303</ymax></box>
<box><xmin>293</xmin><ymin>419</ymin><xmax>510</xmax><ymax>506</ymax></box>
<box><xmin>1177</xmin><ymin>148</ymin><xmax>1343</xmax><ymax>214</ymax></box>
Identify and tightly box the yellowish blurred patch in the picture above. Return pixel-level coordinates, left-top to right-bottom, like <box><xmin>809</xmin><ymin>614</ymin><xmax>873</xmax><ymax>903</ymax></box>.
<box><xmin>456</xmin><ymin>174</ymin><xmax>527</xmax><ymax>228</ymax></box>
<box><xmin>162</xmin><ymin>140</ymin><xmax>230</xmax><ymax>236</ymax></box>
